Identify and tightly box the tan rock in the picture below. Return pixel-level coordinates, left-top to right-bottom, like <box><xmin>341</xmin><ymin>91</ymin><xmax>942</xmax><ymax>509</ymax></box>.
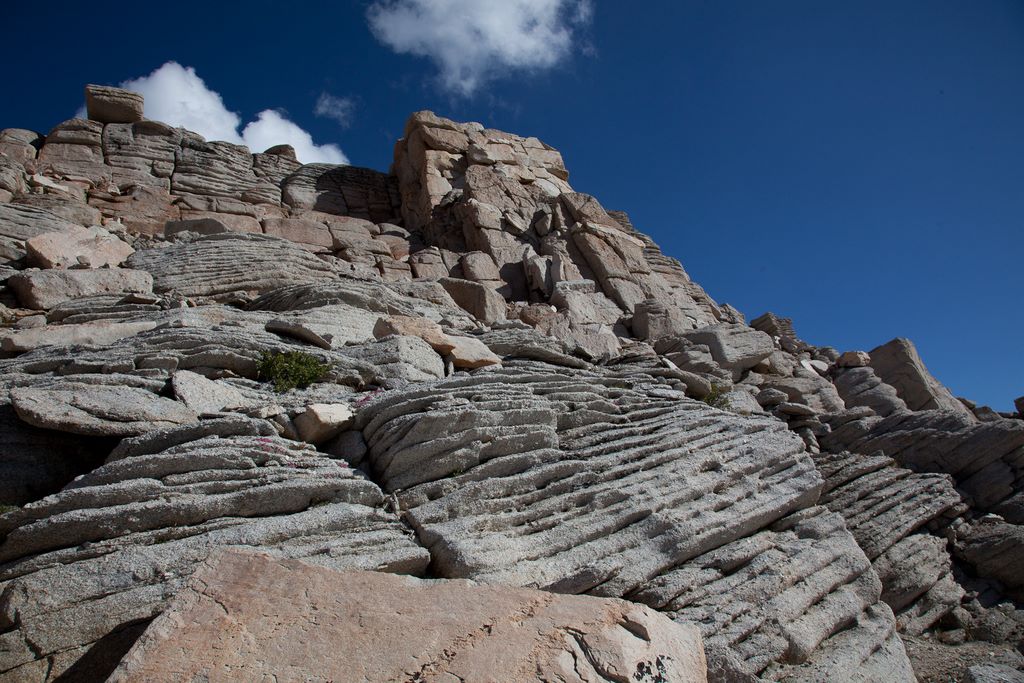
<box><xmin>84</xmin><ymin>85</ymin><xmax>144</xmax><ymax>124</ymax></box>
<box><xmin>7</xmin><ymin>268</ymin><xmax>153</xmax><ymax>309</ymax></box>
<box><xmin>261</xmin><ymin>216</ymin><xmax>333</xmax><ymax>251</ymax></box>
<box><xmin>25</xmin><ymin>225</ymin><xmax>134</xmax><ymax>269</ymax></box>
<box><xmin>294</xmin><ymin>403</ymin><xmax>354</xmax><ymax>443</ymax></box>
<box><xmin>110</xmin><ymin>550</ymin><xmax>707</xmax><ymax>683</ymax></box>
<box><xmin>373</xmin><ymin>314</ymin><xmax>455</xmax><ymax>353</ymax></box>
<box><xmin>446</xmin><ymin>334</ymin><xmax>502</xmax><ymax>368</ymax></box>
<box><xmin>837</xmin><ymin>350</ymin><xmax>871</xmax><ymax>368</ymax></box>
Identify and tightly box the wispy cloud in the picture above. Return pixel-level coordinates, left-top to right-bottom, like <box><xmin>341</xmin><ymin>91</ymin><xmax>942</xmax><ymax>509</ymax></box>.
<box><xmin>314</xmin><ymin>93</ymin><xmax>357</xmax><ymax>128</ymax></box>
<box><xmin>366</xmin><ymin>0</ymin><xmax>593</xmax><ymax>96</ymax></box>
<box><xmin>119</xmin><ymin>62</ymin><xmax>348</xmax><ymax>164</ymax></box>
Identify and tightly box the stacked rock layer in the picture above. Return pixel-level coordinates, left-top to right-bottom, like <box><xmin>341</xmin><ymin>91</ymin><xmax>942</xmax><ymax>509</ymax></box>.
<box><xmin>0</xmin><ymin>85</ymin><xmax>1021</xmax><ymax>681</ymax></box>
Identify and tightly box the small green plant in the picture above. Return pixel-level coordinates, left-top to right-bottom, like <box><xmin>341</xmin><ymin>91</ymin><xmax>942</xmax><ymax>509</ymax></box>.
<box><xmin>257</xmin><ymin>351</ymin><xmax>331</xmax><ymax>392</ymax></box>
<box><xmin>702</xmin><ymin>383</ymin><xmax>731</xmax><ymax>409</ymax></box>
<box><xmin>0</xmin><ymin>504</ymin><xmax>19</xmax><ymax>515</ymax></box>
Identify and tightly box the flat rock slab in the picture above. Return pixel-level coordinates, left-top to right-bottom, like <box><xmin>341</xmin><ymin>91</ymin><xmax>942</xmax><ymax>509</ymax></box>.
<box><xmin>110</xmin><ymin>549</ymin><xmax>708</xmax><ymax>683</ymax></box>
<box><xmin>11</xmin><ymin>381</ymin><xmax>198</xmax><ymax>436</ymax></box>
<box><xmin>7</xmin><ymin>268</ymin><xmax>153</xmax><ymax>309</ymax></box>
<box><xmin>26</xmin><ymin>225</ymin><xmax>135</xmax><ymax>269</ymax></box>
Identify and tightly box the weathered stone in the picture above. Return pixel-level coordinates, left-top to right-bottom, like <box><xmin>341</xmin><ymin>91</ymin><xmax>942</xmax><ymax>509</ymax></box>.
<box><xmin>0</xmin><ymin>319</ymin><xmax>158</xmax><ymax>353</ymax></box>
<box><xmin>25</xmin><ymin>225</ymin><xmax>134</xmax><ymax>269</ymax></box>
<box><xmin>633</xmin><ymin>297</ymin><xmax>694</xmax><ymax>340</ymax></box>
<box><xmin>869</xmin><ymin>338</ymin><xmax>973</xmax><ymax>416</ymax></box>
<box><xmin>261</xmin><ymin>216</ymin><xmax>333</xmax><ymax>251</ymax></box>
<box><xmin>126</xmin><ymin>233</ymin><xmax>336</xmax><ymax>300</ymax></box>
<box><xmin>439</xmin><ymin>276</ymin><xmax>507</xmax><ymax>324</ymax></box>
<box><xmin>0</xmin><ymin>203</ymin><xmax>83</xmax><ymax>241</ymax></box>
<box><xmin>85</xmin><ymin>85</ymin><xmax>144</xmax><ymax>123</ymax></box>
<box><xmin>164</xmin><ymin>217</ymin><xmax>232</xmax><ymax>237</ymax></box>
<box><xmin>681</xmin><ymin>323</ymin><xmax>774</xmax><ymax>373</ymax></box>
<box><xmin>445</xmin><ymin>334</ymin><xmax>502</xmax><ymax>368</ymax></box>
<box><xmin>110</xmin><ymin>550</ymin><xmax>708</xmax><ymax>683</ymax></box>
<box><xmin>0</xmin><ymin>434</ymin><xmax>427</xmax><ymax>679</ymax></box>
<box><xmin>838</xmin><ymin>350</ymin><xmax>872</xmax><ymax>367</ymax></box>
<box><xmin>954</xmin><ymin>521</ymin><xmax>1024</xmax><ymax>599</ymax></box>
<box><xmin>11</xmin><ymin>379</ymin><xmax>198</xmax><ymax>436</ymax></box>
<box><xmin>7</xmin><ymin>268</ymin><xmax>153</xmax><ymax>309</ymax></box>
<box><xmin>171</xmin><ymin>370</ymin><xmax>250</xmax><ymax>415</ymax></box>
<box><xmin>294</xmin><ymin>403</ymin><xmax>354</xmax><ymax>443</ymax></box>
<box><xmin>964</xmin><ymin>663</ymin><xmax>1024</xmax><ymax>683</ymax></box>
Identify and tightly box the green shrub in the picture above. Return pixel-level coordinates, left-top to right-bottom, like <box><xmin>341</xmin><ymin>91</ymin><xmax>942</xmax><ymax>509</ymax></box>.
<box><xmin>702</xmin><ymin>383</ymin><xmax>731</xmax><ymax>409</ymax></box>
<box><xmin>257</xmin><ymin>351</ymin><xmax>331</xmax><ymax>392</ymax></box>
<box><xmin>0</xmin><ymin>504</ymin><xmax>19</xmax><ymax>515</ymax></box>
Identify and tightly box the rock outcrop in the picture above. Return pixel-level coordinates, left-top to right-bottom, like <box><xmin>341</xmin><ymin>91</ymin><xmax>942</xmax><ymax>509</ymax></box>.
<box><xmin>0</xmin><ymin>83</ymin><xmax>1020</xmax><ymax>681</ymax></box>
<box><xmin>110</xmin><ymin>549</ymin><xmax>708</xmax><ymax>683</ymax></box>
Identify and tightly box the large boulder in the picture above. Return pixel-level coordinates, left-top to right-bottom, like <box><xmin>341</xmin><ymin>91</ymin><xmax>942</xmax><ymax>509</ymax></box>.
<box><xmin>84</xmin><ymin>85</ymin><xmax>144</xmax><ymax>124</ymax></box>
<box><xmin>110</xmin><ymin>550</ymin><xmax>708</xmax><ymax>683</ymax></box>
<box><xmin>25</xmin><ymin>225</ymin><xmax>134</xmax><ymax>269</ymax></box>
<box><xmin>680</xmin><ymin>323</ymin><xmax>774</xmax><ymax>374</ymax></box>
<box><xmin>869</xmin><ymin>338</ymin><xmax>973</xmax><ymax>417</ymax></box>
<box><xmin>7</xmin><ymin>268</ymin><xmax>153</xmax><ymax>309</ymax></box>
<box><xmin>10</xmin><ymin>377</ymin><xmax>198</xmax><ymax>436</ymax></box>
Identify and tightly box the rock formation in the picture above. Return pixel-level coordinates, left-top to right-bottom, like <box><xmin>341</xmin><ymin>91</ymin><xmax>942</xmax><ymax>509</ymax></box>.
<box><xmin>0</xmin><ymin>84</ymin><xmax>1020</xmax><ymax>681</ymax></box>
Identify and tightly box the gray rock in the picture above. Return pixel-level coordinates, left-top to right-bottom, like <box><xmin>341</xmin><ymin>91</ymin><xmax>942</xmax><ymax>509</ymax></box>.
<box><xmin>126</xmin><ymin>233</ymin><xmax>337</xmax><ymax>300</ymax></box>
<box><xmin>11</xmin><ymin>379</ymin><xmax>198</xmax><ymax>436</ymax></box>
<box><xmin>0</xmin><ymin>203</ymin><xmax>83</xmax><ymax>242</ymax></box>
<box><xmin>164</xmin><ymin>217</ymin><xmax>232</xmax><ymax>237</ymax></box>
<box><xmin>680</xmin><ymin>323</ymin><xmax>774</xmax><ymax>374</ymax></box>
<box><xmin>341</xmin><ymin>335</ymin><xmax>444</xmax><ymax>382</ymax></box>
<box><xmin>965</xmin><ymin>664</ymin><xmax>1024</xmax><ymax>683</ymax></box>
<box><xmin>171</xmin><ymin>370</ymin><xmax>250</xmax><ymax>415</ymax></box>
<box><xmin>0</xmin><ymin>433</ymin><xmax>427</xmax><ymax>680</ymax></box>
<box><xmin>439</xmin><ymin>277</ymin><xmax>507</xmax><ymax>325</ymax></box>
<box><xmin>357</xmin><ymin>360</ymin><xmax>822</xmax><ymax>600</ymax></box>
<box><xmin>955</xmin><ymin>521</ymin><xmax>1024</xmax><ymax>600</ymax></box>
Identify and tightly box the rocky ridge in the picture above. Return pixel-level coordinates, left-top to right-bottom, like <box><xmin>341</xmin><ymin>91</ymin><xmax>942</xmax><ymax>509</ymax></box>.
<box><xmin>0</xmin><ymin>84</ymin><xmax>1021</xmax><ymax>681</ymax></box>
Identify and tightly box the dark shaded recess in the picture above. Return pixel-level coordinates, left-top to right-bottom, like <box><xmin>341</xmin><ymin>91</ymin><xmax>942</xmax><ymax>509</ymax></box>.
<box><xmin>306</xmin><ymin>164</ymin><xmax>402</xmax><ymax>224</ymax></box>
<box><xmin>52</xmin><ymin>618</ymin><xmax>151</xmax><ymax>683</ymax></box>
<box><xmin>0</xmin><ymin>405</ymin><xmax>114</xmax><ymax>506</ymax></box>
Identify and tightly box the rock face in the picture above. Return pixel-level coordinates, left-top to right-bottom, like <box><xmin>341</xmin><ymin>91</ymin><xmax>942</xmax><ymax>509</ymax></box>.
<box><xmin>0</xmin><ymin>86</ymin><xmax>1021</xmax><ymax>682</ymax></box>
<box><xmin>110</xmin><ymin>549</ymin><xmax>708</xmax><ymax>683</ymax></box>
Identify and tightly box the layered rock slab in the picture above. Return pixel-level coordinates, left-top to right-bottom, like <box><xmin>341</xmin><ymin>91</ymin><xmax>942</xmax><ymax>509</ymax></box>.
<box><xmin>632</xmin><ymin>507</ymin><xmax>916</xmax><ymax>681</ymax></box>
<box><xmin>126</xmin><ymin>233</ymin><xmax>338</xmax><ymax>300</ymax></box>
<box><xmin>357</xmin><ymin>359</ymin><xmax>822</xmax><ymax>598</ymax></box>
<box><xmin>110</xmin><ymin>549</ymin><xmax>708</xmax><ymax>683</ymax></box>
<box><xmin>0</xmin><ymin>428</ymin><xmax>428</xmax><ymax>681</ymax></box>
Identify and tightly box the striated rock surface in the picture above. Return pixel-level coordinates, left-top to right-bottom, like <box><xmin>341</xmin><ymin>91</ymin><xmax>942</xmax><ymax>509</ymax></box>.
<box><xmin>110</xmin><ymin>549</ymin><xmax>708</xmax><ymax>683</ymax></box>
<box><xmin>0</xmin><ymin>87</ymin><xmax>1020</xmax><ymax>681</ymax></box>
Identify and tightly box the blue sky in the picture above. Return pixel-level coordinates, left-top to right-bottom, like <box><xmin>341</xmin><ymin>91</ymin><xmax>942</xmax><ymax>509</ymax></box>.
<box><xmin>4</xmin><ymin>1</ymin><xmax>1022</xmax><ymax>410</ymax></box>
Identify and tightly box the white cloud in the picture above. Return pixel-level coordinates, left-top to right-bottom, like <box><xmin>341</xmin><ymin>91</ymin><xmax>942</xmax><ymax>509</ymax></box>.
<box><xmin>242</xmin><ymin>110</ymin><xmax>348</xmax><ymax>164</ymax></box>
<box><xmin>118</xmin><ymin>62</ymin><xmax>347</xmax><ymax>164</ymax></box>
<box><xmin>367</xmin><ymin>0</ymin><xmax>592</xmax><ymax>96</ymax></box>
<box><xmin>314</xmin><ymin>93</ymin><xmax>356</xmax><ymax>128</ymax></box>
